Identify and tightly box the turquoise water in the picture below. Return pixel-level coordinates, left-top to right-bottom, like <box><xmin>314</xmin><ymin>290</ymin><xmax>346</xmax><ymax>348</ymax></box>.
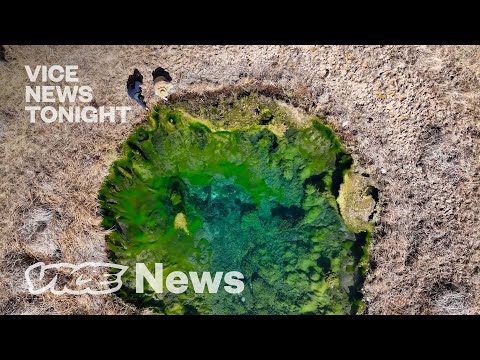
<box><xmin>99</xmin><ymin>99</ymin><xmax>365</xmax><ymax>314</ymax></box>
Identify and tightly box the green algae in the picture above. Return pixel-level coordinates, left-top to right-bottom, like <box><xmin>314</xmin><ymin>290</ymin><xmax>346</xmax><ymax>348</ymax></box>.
<box><xmin>99</xmin><ymin>94</ymin><xmax>373</xmax><ymax>314</ymax></box>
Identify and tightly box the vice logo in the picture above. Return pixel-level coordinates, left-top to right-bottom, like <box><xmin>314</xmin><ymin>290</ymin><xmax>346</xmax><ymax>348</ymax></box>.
<box><xmin>25</xmin><ymin>262</ymin><xmax>244</xmax><ymax>295</ymax></box>
<box><xmin>25</xmin><ymin>262</ymin><xmax>128</xmax><ymax>295</ymax></box>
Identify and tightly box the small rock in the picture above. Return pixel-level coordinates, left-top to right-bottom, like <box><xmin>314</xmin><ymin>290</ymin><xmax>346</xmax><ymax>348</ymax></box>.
<box><xmin>381</xmin><ymin>168</ymin><xmax>387</xmax><ymax>175</ymax></box>
<box><xmin>342</xmin><ymin>121</ymin><xmax>350</xmax><ymax>129</ymax></box>
<box><xmin>319</xmin><ymin>67</ymin><xmax>329</xmax><ymax>78</ymax></box>
<box><xmin>386</xmin><ymin>101</ymin><xmax>396</xmax><ymax>110</ymax></box>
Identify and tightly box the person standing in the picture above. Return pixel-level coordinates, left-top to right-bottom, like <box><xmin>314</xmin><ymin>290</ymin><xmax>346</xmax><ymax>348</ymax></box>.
<box><xmin>126</xmin><ymin>68</ymin><xmax>147</xmax><ymax>108</ymax></box>
<box><xmin>152</xmin><ymin>67</ymin><xmax>173</xmax><ymax>101</ymax></box>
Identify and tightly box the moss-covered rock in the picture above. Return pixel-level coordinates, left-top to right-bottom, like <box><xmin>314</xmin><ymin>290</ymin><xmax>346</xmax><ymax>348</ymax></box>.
<box><xmin>337</xmin><ymin>173</ymin><xmax>375</xmax><ymax>234</ymax></box>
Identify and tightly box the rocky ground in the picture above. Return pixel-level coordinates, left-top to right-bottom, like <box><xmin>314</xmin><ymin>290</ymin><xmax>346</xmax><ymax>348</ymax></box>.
<box><xmin>0</xmin><ymin>45</ymin><xmax>478</xmax><ymax>314</ymax></box>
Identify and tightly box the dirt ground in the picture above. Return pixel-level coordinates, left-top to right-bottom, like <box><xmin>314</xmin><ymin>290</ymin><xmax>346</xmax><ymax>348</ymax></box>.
<box><xmin>0</xmin><ymin>45</ymin><xmax>479</xmax><ymax>314</ymax></box>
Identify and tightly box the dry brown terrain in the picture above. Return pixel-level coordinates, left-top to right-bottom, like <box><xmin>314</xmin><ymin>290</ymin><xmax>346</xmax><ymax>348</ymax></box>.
<box><xmin>0</xmin><ymin>45</ymin><xmax>479</xmax><ymax>314</ymax></box>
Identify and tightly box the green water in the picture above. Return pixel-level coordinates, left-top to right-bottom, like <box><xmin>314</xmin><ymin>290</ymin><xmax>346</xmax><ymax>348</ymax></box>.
<box><xmin>99</xmin><ymin>97</ymin><xmax>366</xmax><ymax>314</ymax></box>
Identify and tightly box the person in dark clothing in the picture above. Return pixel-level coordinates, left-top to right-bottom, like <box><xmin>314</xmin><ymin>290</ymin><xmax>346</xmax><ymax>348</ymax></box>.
<box><xmin>127</xmin><ymin>68</ymin><xmax>147</xmax><ymax>108</ymax></box>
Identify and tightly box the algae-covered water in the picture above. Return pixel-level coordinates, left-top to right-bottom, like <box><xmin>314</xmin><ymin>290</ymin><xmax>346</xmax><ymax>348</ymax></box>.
<box><xmin>99</xmin><ymin>94</ymin><xmax>371</xmax><ymax>314</ymax></box>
